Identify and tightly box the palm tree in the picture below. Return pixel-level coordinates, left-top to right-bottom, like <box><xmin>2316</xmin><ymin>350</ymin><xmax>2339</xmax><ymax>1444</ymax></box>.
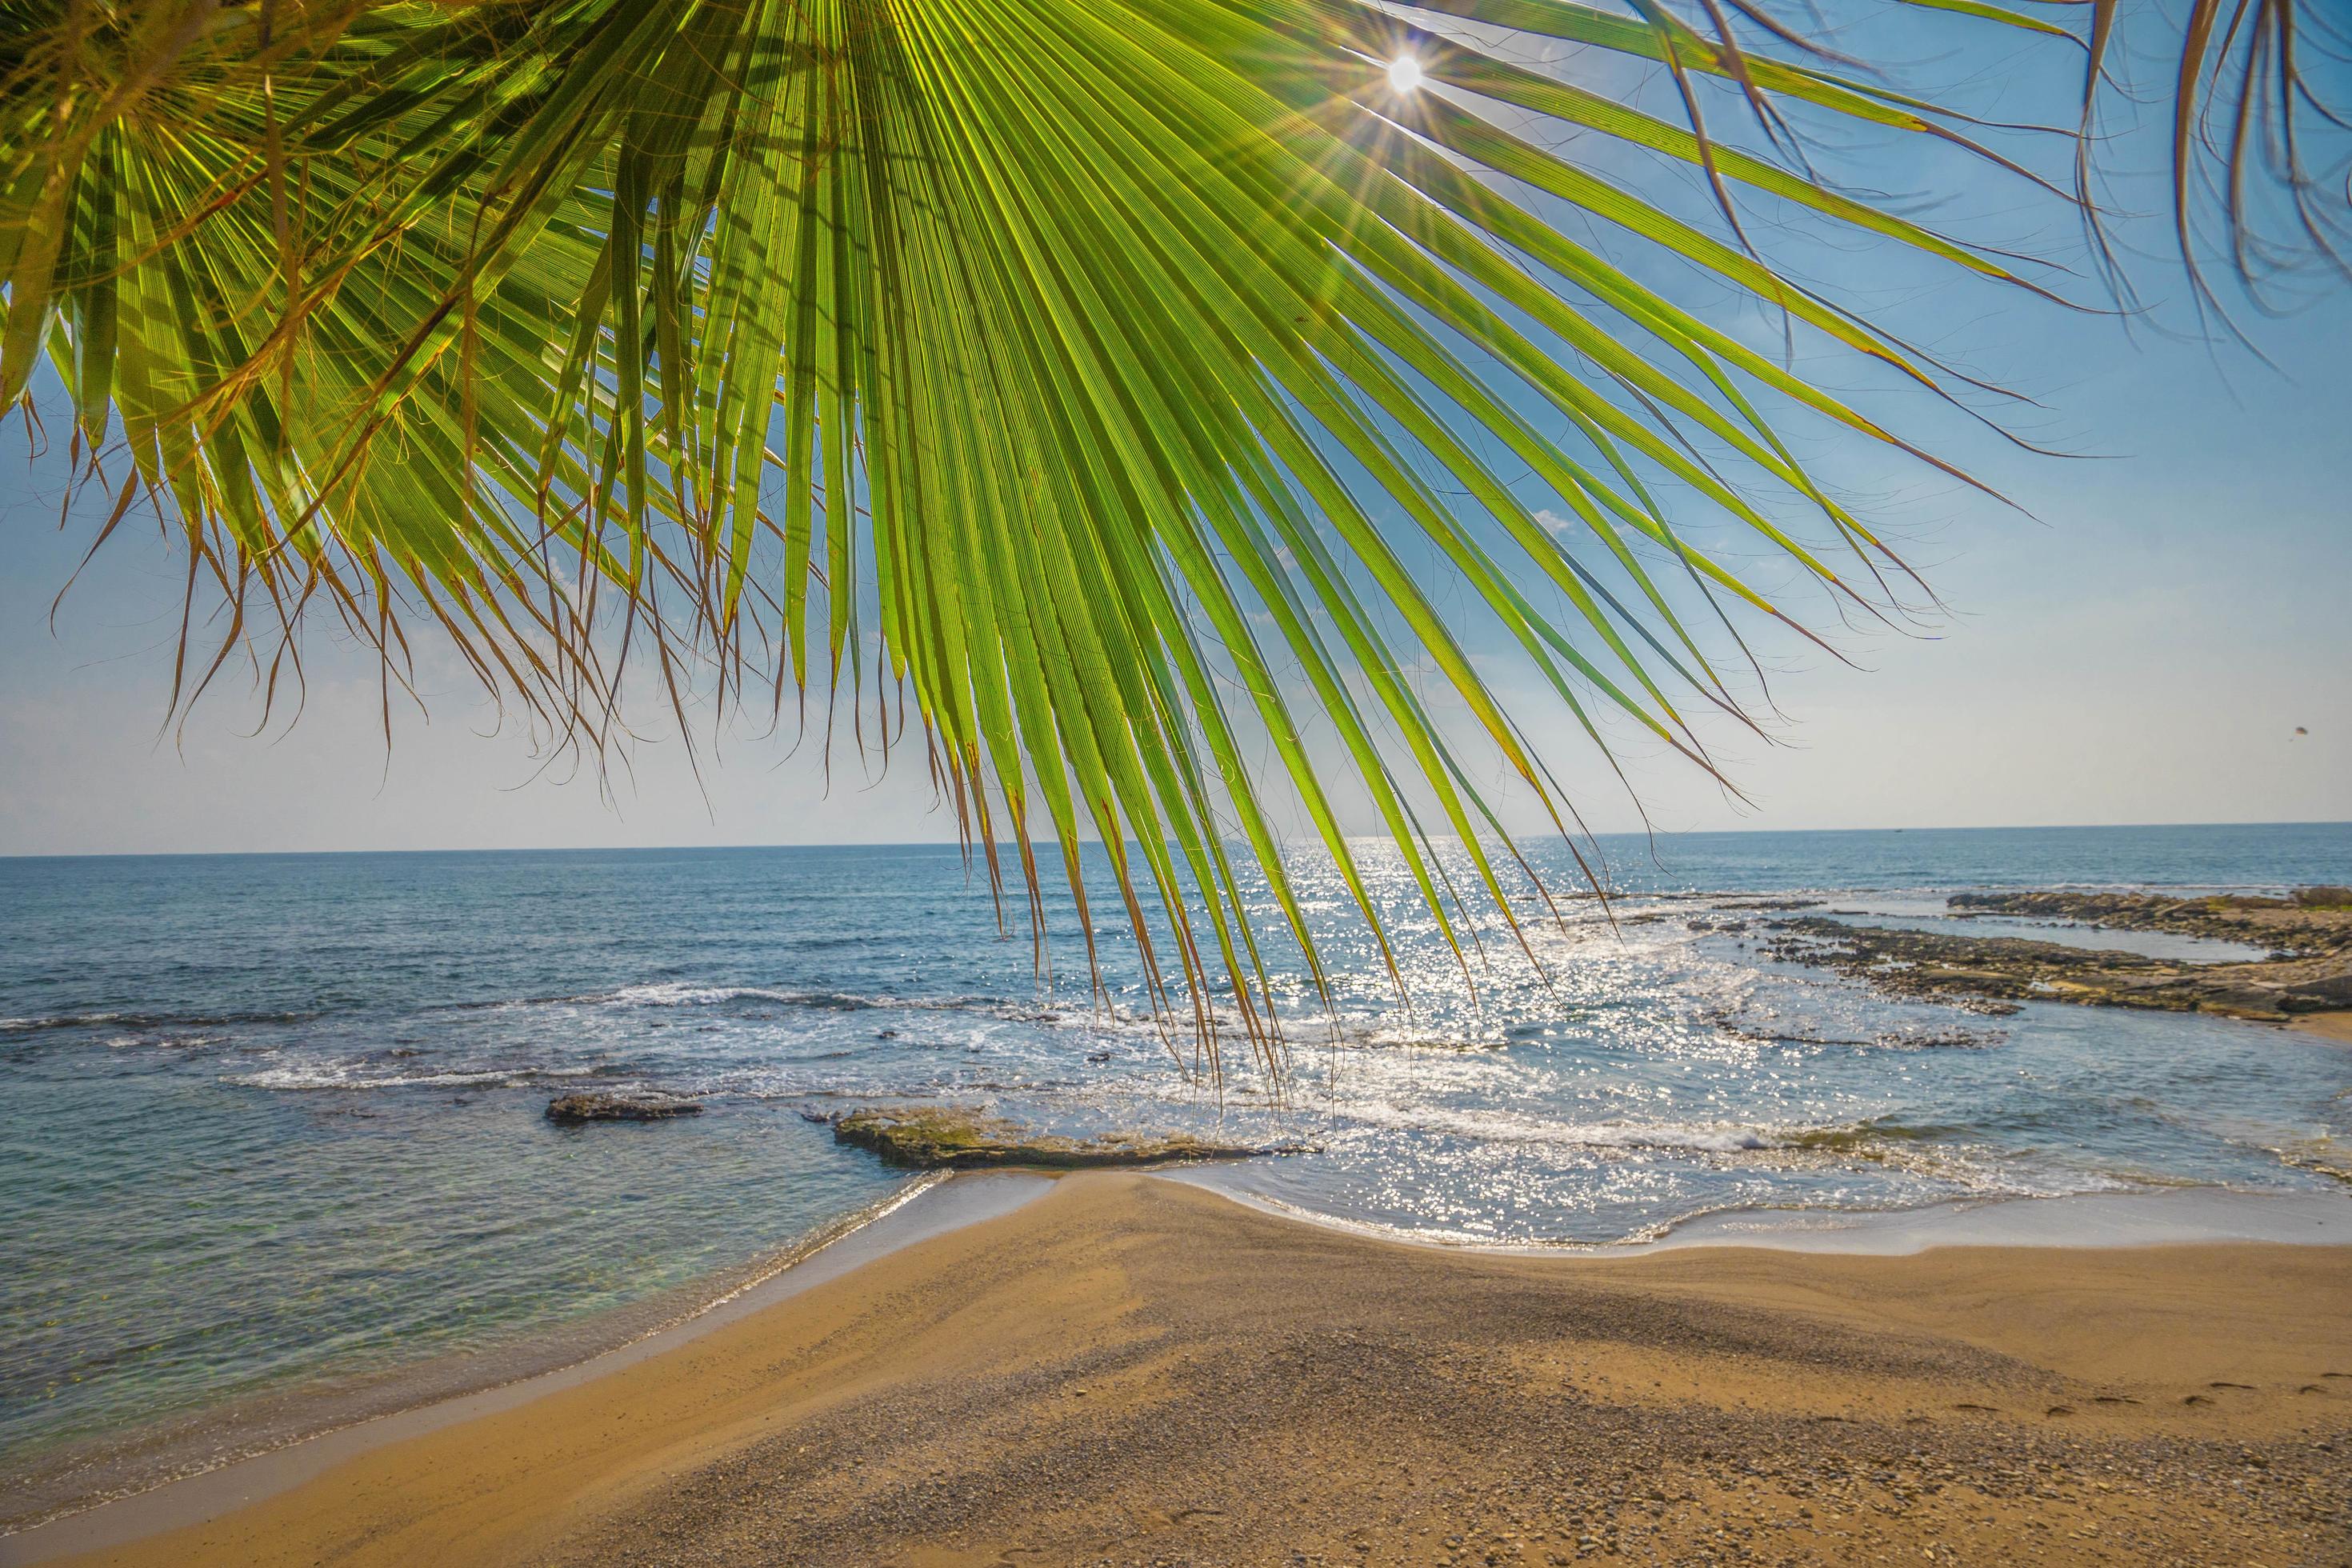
<box><xmin>2</xmin><ymin>0</ymin><xmax>2343</xmax><ymax>1065</ymax></box>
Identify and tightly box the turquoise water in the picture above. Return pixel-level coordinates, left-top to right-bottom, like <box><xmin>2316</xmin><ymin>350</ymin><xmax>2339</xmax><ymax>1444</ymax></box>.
<box><xmin>3</xmin><ymin>822</ymin><xmax>2349</xmax><ymax>1501</ymax></box>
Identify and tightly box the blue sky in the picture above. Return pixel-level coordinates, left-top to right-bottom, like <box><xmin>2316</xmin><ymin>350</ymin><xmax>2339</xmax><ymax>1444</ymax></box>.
<box><xmin>2</xmin><ymin>10</ymin><xmax>2346</xmax><ymax>856</ymax></box>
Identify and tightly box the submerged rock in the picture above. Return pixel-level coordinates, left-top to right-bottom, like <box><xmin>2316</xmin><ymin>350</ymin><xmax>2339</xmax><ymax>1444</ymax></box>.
<box><xmin>545</xmin><ymin>1091</ymin><xmax>704</xmax><ymax>1124</ymax></box>
<box><xmin>830</xmin><ymin>1105</ymin><xmax>1283</xmax><ymax>1170</ymax></box>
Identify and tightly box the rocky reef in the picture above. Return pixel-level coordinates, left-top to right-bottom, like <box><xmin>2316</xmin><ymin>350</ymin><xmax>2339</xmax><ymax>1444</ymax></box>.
<box><xmin>829</xmin><ymin>1105</ymin><xmax>1287</xmax><ymax>1170</ymax></box>
<box><xmin>1766</xmin><ymin>887</ymin><xmax>2352</xmax><ymax>1022</ymax></box>
<box><xmin>1949</xmin><ymin>889</ymin><xmax>2352</xmax><ymax>956</ymax></box>
<box><xmin>545</xmin><ymin>1091</ymin><xmax>705</xmax><ymax>1123</ymax></box>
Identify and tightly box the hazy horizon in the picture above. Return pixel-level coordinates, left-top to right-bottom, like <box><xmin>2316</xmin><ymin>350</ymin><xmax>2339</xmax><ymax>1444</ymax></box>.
<box><xmin>2</xmin><ymin>816</ymin><xmax>2347</xmax><ymax>862</ymax></box>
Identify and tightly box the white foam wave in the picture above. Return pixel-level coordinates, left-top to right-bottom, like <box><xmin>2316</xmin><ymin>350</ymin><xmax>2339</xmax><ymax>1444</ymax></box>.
<box><xmin>231</xmin><ymin>1063</ymin><xmax>604</xmax><ymax>1092</ymax></box>
<box><xmin>3</xmin><ymin>1011</ymin><xmax>135</xmax><ymax>1034</ymax></box>
<box><xmin>602</xmin><ymin>982</ymin><xmax>818</xmax><ymax>1009</ymax></box>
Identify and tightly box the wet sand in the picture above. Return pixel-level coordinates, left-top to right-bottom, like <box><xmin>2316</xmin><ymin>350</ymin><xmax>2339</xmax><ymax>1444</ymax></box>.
<box><xmin>15</xmin><ymin>1173</ymin><xmax>2352</xmax><ymax>1568</ymax></box>
<box><xmin>2290</xmin><ymin>1010</ymin><xmax>2352</xmax><ymax>1044</ymax></box>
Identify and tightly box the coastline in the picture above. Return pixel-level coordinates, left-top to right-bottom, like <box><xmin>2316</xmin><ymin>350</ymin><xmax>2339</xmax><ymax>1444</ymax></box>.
<box><xmin>10</xmin><ymin>1172</ymin><xmax>2349</xmax><ymax>1567</ymax></box>
<box><xmin>1170</xmin><ymin>1173</ymin><xmax>2352</xmax><ymax>1257</ymax></box>
<box><xmin>0</xmin><ymin>1173</ymin><xmax>1052</xmax><ymax>1559</ymax></box>
<box><xmin>0</xmin><ymin>1174</ymin><xmax>954</xmax><ymax>1538</ymax></box>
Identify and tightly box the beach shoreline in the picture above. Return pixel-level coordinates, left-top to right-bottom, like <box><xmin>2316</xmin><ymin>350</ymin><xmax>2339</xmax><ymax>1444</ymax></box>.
<box><xmin>0</xmin><ymin>1173</ymin><xmax>1049</xmax><ymax>1554</ymax></box>
<box><xmin>13</xmin><ymin>1171</ymin><xmax>2349</xmax><ymax>1550</ymax></box>
<box><xmin>10</xmin><ymin>1171</ymin><xmax>2350</xmax><ymax>1568</ymax></box>
<box><xmin>1170</xmin><ymin>1173</ymin><xmax>2352</xmax><ymax>1257</ymax></box>
<box><xmin>0</xmin><ymin>1173</ymin><xmax>946</xmax><ymax>1539</ymax></box>
<box><xmin>2289</xmin><ymin>1010</ymin><xmax>2352</xmax><ymax>1044</ymax></box>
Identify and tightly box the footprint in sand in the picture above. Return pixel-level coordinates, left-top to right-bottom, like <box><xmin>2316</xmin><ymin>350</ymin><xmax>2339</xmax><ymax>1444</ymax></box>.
<box><xmin>2182</xmin><ymin>1394</ymin><xmax>2214</xmax><ymax>1406</ymax></box>
<box><xmin>2091</xmin><ymin>1395</ymin><xmax>2139</xmax><ymax>1406</ymax></box>
<box><xmin>1950</xmin><ymin>1402</ymin><xmax>1998</xmax><ymax>1412</ymax></box>
<box><xmin>2046</xmin><ymin>1406</ymin><xmax>2074</xmax><ymax>1417</ymax></box>
<box><xmin>2208</xmin><ymin>1382</ymin><xmax>2256</xmax><ymax>1390</ymax></box>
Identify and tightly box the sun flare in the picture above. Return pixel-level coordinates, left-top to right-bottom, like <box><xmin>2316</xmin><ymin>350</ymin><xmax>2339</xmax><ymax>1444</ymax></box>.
<box><xmin>1386</xmin><ymin>54</ymin><xmax>1422</xmax><ymax>93</ymax></box>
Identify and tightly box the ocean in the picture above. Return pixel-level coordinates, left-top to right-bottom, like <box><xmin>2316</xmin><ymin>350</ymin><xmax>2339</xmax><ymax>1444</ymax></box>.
<box><xmin>4</xmin><ymin>822</ymin><xmax>2349</xmax><ymax>1518</ymax></box>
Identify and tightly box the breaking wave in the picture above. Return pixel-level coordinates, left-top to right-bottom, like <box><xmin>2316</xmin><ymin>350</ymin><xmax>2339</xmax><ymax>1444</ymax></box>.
<box><xmin>1327</xmin><ymin>1099</ymin><xmax>1955</xmax><ymax>1158</ymax></box>
<box><xmin>2</xmin><ymin>1008</ymin><xmax>316</xmax><ymax>1035</ymax></box>
<box><xmin>231</xmin><ymin>1062</ymin><xmax>608</xmax><ymax>1092</ymax></box>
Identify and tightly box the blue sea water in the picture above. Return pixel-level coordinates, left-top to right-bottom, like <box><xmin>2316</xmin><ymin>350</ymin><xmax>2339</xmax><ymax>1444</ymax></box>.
<box><xmin>2</xmin><ymin>822</ymin><xmax>2349</xmax><ymax>1510</ymax></box>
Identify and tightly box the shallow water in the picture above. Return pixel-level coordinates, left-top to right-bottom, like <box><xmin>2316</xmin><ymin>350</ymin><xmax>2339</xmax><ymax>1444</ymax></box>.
<box><xmin>2</xmin><ymin>822</ymin><xmax>2348</xmax><ymax>1494</ymax></box>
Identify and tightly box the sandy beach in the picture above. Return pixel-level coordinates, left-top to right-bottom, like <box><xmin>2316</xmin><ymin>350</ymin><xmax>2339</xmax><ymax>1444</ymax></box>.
<box><xmin>14</xmin><ymin>1172</ymin><xmax>2350</xmax><ymax>1568</ymax></box>
<box><xmin>2290</xmin><ymin>1010</ymin><xmax>2352</xmax><ymax>1045</ymax></box>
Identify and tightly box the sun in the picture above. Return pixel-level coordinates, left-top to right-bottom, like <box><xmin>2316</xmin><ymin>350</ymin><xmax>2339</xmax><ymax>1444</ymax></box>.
<box><xmin>1386</xmin><ymin>54</ymin><xmax>1423</xmax><ymax>94</ymax></box>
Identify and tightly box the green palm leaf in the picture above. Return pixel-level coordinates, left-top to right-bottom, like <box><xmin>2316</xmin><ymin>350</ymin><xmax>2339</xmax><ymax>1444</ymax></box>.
<box><xmin>3</xmin><ymin>0</ymin><xmax>2341</xmax><ymax>1068</ymax></box>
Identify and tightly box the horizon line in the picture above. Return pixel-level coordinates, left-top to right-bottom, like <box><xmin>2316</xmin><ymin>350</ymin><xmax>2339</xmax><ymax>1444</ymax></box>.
<box><xmin>3</xmin><ymin>818</ymin><xmax>2346</xmax><ymax>862</ymax></box>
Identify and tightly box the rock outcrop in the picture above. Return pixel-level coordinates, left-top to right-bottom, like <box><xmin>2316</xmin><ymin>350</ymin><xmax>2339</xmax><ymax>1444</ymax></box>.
<box><xmin>830</xmin><ymin>1105</ymin><xmax>1285</xmax><ymax>1169</ymax></box>
<box><xmin>545</xmin><ymin>1091</ymin><xmax>705</xmax><ymax>1123</ymax></box>
<box><xmin>1767</xmin><ymin>886</ymin><xmax>2352</xmax><ymax>1023</ymax></box>
<box><xmin>1947</xmin><ymin>890</ymin><xmax>2352</xmax><ymax>958</ymax></box>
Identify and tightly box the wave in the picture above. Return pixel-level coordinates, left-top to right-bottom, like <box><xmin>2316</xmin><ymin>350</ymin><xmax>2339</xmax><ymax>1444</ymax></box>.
<box><xmin>414</xmin><ymin>984</ymin><xmax>906</xmax><ymax>1020</ymax></box>
<box><xmin>1767</xmin><ymin>1118</ymin><xmax>2169</xmax><ymax>1198</ymax></box>
<box><xmin>6</xmin><ymin>981</ymin><xmax>1501</xmax><ymax>1059</ymax></box>
<box><xmin>104</xmin><ymin>1033</ymin><xmax>229</xmax><ymax>1050</ymax></box>
<box><xmin>566</xmin><ymin>982</ymin><xmax>1198</xmax><ymax>1042</ymax></box>
<box><xmin>1178</xmin><ymin>1183</ymin><xmax>2074</xmax><ymax>1252</ymax></box>
<box><xmin>2254</xmin><ymin>1135</ymin><xmax>2351</xmax><ymax>1186</ymax></box>
<box><xmin>1</xmin><ymin>1008</ymin><xmax>315</xmax><ymax>1036</ymax></box>
<box><xmin>230</xmin><ymin>1063</ymin><xmax>607</xmax><ymax>1092</ymax></box>
<box><xmin>0</xmin><ymin>1012</ymin><xmax>128</xmax><ymax>1033</ymax></box>
<box><xmin>1781</xmin><ymin>1118</ymin><xmax>1967</xmax><ymax>1152</ymax></box>
<box><xmin>575</xmin><ymin>982</ymin><xmax>1026</xmax><ymax>1019</ymax></box>
<box><xmin>1313</xmin><ymin>1102</ymin><xmax>2046</xmax><ymax>1181</ymax></box>
<box><xmin>602</xmin><ymin>982</ymin><xmax>862</xmax><ymax>1010</ymax></box>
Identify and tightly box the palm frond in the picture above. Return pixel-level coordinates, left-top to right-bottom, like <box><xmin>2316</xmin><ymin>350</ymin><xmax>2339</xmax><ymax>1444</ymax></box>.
<box><xmin>4</xmin><ymin>0</ymin><xmax>2337</xmax><ymax>1070</ymax></box>
<box><xmin>1892</xmin><ymin>0</ymin><xmax>2352</xmax><ymax>307</ymax></box>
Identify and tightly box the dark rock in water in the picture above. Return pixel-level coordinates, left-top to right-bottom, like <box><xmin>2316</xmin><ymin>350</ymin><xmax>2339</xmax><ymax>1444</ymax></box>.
<box><xmin>1946</xmin><ymin>889</ymin><xmax>2352</xmax><ymax>956</ymax></box>
<box><xmin>545</xmin><ymin>1092</ymin><xmax>704</xmax><ymax>1124</ymax></box>
<box><xmin>830</xmin><ymin>1105</ymin><xmax>1294</xmax><ymax>1170</ymax></box>
<box><xmin>1707</xmin><ymin>1008</ymin><xmax>2006</xmax><ymax>1050</ymax></box>
<box><xmin>1769</xmin><ymin>889</ymin><xmax>2352</xmax><ymax>1026</ymax></box>
<box><xmin>2280</xmin><ymin>970</ymin><xmax>2352</xmax><ymax>1009</ymax></box>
